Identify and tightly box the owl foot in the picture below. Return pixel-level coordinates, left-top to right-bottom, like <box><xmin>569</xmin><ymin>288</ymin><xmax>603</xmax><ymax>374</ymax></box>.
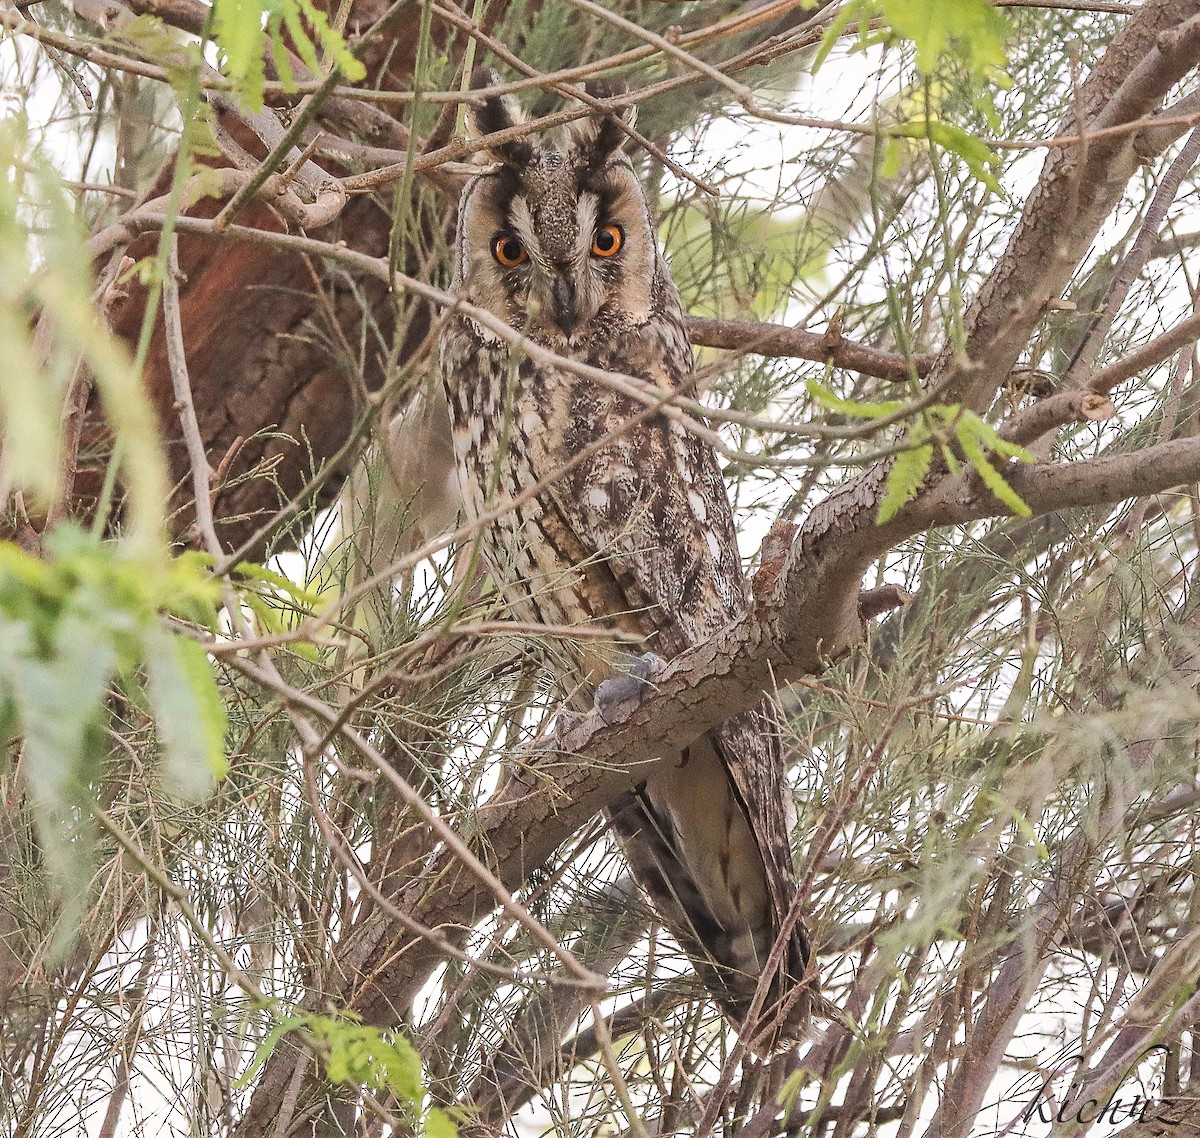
<box><xmin>593</xmin><ymin>652</ymin><xmax>668</xmax><ymax>725</ymax></box>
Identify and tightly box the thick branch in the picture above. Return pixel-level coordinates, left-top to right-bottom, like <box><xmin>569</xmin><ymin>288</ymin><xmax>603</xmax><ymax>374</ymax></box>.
<box><xmin>901</xmin><ymin>436</ymin><xmax>1200</xmax><ymax>535</ymax></box>
<box><xmin>1116</xmin><ymin>1095</ymin><xmax>1200</xmax><ymax>1136</ymax></box>
<box><xmin>800</xmin><ymin>0</ymin><xmax>1200</xmax><ymax>565</ymax></box>
<box><xmin>935</xmin><ymin>0</ymin><xmax>1200</xmax><ymax>417</ymax></box>
<box><xmin>334</xmin><ymin>435</ymin><xmax>1200</xmax><ymax>1033</ymax></box>
<box><xmin>89</xmin><ymin>0</ymin><xmax>446</xmax><ymax>557</ymax></box>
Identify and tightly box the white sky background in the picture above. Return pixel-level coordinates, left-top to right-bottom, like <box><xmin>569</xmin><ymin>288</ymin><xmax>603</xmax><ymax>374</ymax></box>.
<box><xmin>3</xmin><ymin>6</ymin><xmax>1199</xmax><ymax>1136</ymax></box>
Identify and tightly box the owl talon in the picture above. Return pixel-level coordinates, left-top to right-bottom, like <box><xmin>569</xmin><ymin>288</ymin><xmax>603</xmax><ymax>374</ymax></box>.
<box><xmin>594</xmin><ymin>652</ymin><xmax>668</xmax><ymax>725</ymax></box>
<box><xmin>629</xmin><ymin>652</ymin><xmax>667</xmax><ymax>683</ymax></box>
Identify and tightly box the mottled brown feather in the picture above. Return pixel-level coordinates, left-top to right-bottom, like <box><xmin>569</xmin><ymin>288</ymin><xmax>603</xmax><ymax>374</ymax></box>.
<box><xmin>439</xmin><ymin>96</ymin><xmax>812</xmax><ymax>1044</ymax></box>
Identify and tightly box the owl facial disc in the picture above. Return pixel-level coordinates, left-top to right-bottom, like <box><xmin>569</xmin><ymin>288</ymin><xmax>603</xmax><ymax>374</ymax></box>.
<box><xmin>455</xmin><ymin>69</ymin><xmax>656</xmax><ymax>347</ymax></box>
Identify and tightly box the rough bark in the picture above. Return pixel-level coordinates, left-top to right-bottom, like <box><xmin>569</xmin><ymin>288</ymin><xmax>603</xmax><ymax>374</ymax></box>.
<box><xmin>226</xmin><ymin>0</ymin><xmax>1200</xmax><ymax>1122</ymax></box>
<box><xmin>796</xmin><ymin>0</ymin><xmax>1200</xmax><ymax>566</ymax></box>
<box><xmin>94</xmin><ymin>0</ymin><xmax>441</xmax><ymax>557</ymax></box>
<box><xmin>41</xmin><ymin>0</ymin><xmax>1197</xmax><ymax>1130</ymax></box>
<box><xmin>103</xmin><ymin>193</ymin><xmax>403</xmax><ymax>552</ymax></box>
<box><xmin>935</xmin><ymin>0</ymin><xmax>1200</xmax><ymax>416</ymax></box>
<box><xmin>1117</xmin><ymin>1096</ymin><xmax>1200</xmax><ymax>1136</ymax></box>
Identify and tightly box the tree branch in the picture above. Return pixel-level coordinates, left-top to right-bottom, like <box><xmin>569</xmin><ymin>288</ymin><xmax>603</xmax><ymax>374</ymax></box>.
<box><xmin>322</xmin><ymin>433</ymin><xmax>1200</xmax><ymax>1039</ymax></box>
<box><xmin>684</xmin><ymin>316</ymin><xmax>934</xmax><ymax>381</ymax></box>
<box><xmin>795</xmin><ymin>0</ymin><xmax>1200</xmax><ymax>577</ymax></box>
<box><xmin>935</xmin><ymin>0</ymin><xmax>1200</xmax><ymax>417</ymax></box>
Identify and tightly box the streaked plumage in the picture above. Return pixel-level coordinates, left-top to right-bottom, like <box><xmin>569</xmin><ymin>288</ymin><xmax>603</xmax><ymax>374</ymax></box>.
<box><xmin>438</xmin><ymin>69</ymin><xmax>811</xmax><ymax>1044</ymax></box>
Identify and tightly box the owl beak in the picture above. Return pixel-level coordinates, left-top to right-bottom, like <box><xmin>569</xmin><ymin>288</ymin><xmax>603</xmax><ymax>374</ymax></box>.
<box><xmin>551</xmin><ymin>273</ymin><xmax>579</xmax><ymax>335</ymax></box>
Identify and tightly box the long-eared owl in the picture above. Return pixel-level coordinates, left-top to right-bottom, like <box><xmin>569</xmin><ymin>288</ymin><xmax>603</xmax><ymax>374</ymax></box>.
<box><xmin>438</xmin><ymin>69</ymin><xmax>811</xmax><ymax>1044</ymax></box>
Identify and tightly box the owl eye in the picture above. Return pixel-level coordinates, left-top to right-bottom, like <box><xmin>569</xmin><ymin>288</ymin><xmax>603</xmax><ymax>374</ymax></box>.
<box><xmin>492</xmin><ymin>233</ymin><xmax>529</xmax><ymax>267</ymax></box>
<box><xmin>591</xmin><ymin>224</ymin><xmax>624</xmax><ymax>257</ymax></box>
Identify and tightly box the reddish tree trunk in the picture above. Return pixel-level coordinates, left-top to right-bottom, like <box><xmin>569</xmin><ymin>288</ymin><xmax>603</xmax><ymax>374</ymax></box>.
<box><xmin>98</xmin><ymin>2</ymin><xmax>444</xmax><ymax>556</ymax></box>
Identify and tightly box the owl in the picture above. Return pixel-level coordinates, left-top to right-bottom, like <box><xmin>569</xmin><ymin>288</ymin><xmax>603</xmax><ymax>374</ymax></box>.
<box><xmin>438</xmin><ymin>69</ymin><xmax>811</xmax><ymax>1046</ymax></box>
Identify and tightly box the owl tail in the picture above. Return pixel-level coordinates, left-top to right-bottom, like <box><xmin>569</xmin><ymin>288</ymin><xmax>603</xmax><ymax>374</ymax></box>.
<box><xmin>605</xmin><ymin>709</ymin><xmax>812</xmax><ymax>1050</ymax></box>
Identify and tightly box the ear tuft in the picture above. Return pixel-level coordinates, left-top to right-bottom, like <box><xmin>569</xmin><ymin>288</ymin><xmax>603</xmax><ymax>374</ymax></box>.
<box><xmin>467</xmin><ymin>66</ymin><xmax>532</xmax><ymax>165</ymax></box>
<box><xmin>566</xmin><ymin>79</ymin><xmax>637</xmax><ymax>161</ymax></box>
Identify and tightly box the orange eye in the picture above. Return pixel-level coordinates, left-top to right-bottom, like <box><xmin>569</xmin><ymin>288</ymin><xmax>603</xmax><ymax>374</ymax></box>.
<box><xmin>591</xmin><ymin>224</ymin><xmax>623</xmax><ymax>257</ymax></box>
<box><xmin>492</xmin><ymin>233</ymin><xmax>528</xmax><ymax>267</ymax></box>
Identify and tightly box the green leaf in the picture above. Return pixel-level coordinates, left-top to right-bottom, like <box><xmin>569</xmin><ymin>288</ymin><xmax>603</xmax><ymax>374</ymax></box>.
<box><xmin>143</xmin><ymin>624</ymin><xmax>229</xmax><ymax>798</ymax></box>
<box><xmin>981</xmin><ymin>792</ymin><xmax>1049</xmax><ymax>861</ymax></box>
<box><xmin>880</xmin><ymin>136</ymin><xmax>904</xmax><ymax>179</ymax></box>
<box><xmin>235</xmin><ymin>1018</ymin><xmax>306</xmax><ymax>1089</ymax></box>
<box><xmin>19</xmin><ymin>614</ymin><xmax>116</xmax><ymax>796</ymax></box>
<box><xmin>375</xmin><ymin>1030</ymin><xmax>424</xmax><ymax>1105</ymax></box>
<box><xmin>212</xmin><ymin>0</ymin><xmax>268</xmax><ymax>108</ymax></box>
<box><xmin>248</xmin><ymin>1011</ymin><xmax>448</xmax><ymax>1126</ymax></box>
<box><xmin>242</xmin><ymin>593</ymin><xmax>281</xmax><ymax>634</ymax></box>
<box><xmin>807</xmin><ymin>378</ymin><xmax>905</xmax><ymax>420</ymax></box>
<box><xmin>0</xmin><ymin>528</ymin><xmax>233</xmax><ymax>950</ymax></box>
<box><xmin>290</xmin><ymin>0</ymin><xmax>366</xmax><ymax>81</ymax></box>
<box><xmin>0</xmin><ymin>123</ymin><xmax>73</xmax><ymax>508</ymax></box>
<box><xmin>323</xmin><ymin>1031</ymin><xmax>358</xmax><ymax>1084</ymax></box>
<box><xmin>812</xmin><ymin>3</ymin><xmax>859</xmax><ymax>73</ymax></box>
<box><xmin>4</xmin><ymin>612</ymin><xmax>118</xmax><ymax>945</ymax></box>
<box><xmin>937</xmin><ymin>440</ymin><xmax>962</xmax><ymax>478</ymax></box>
<box><xmin>278</xmin><ymin>4</ymin><xmax>321</xmax><ymax>74</ymax></box>
<box><xmin>956</xmin><ymin>410</ymin><xmax>1035</xmax><ymax>463</ymax></box>
<box><xmin>879</xmin><ymin>0</ymin><xmax>1007</xmax><ymax>80</ymax></box>
<box><xmin>297</xmin><ymin>1014</ymin><xmax>426</xmax><ymax>1102</ymax></box>
<box><xmin>249</xmin><ymin>0</ymin><xmax>367</xmax><ymax>94</ymax></box>
<box><xmin>184</xmin><ymin>165</ymin><xmax>234</xmax><ymax>206</ymax></box>
<box><xmin>0</xmin><ymin>307</ymin><xmax>64</xmax><ymax>506</ymax></box>
<box><xmin>269</xmin><ymin>34</ymin><xmax>298</xmax><ymax>91</ymax></box>
<box><xmin>235</xmin><ymin>560</ymin><xmax>323</xmax><ymax>608</ymax></box>
<box><xmin>242</xmin><ymin>595</ymin><xmax>318</xmax><ymax>659</ymax></box>
<box><xmin>889</xmin><ymin>120</ymin><xmax>1001</xmax><ymax>194</ymax></box>
<box><xmin>159</xmin><ymin>561</ymin><xmax>223</xmax><ymax>629</ymax></box>
<box><xmin>0</xmin><ymin>120</ymin><xmax>170</xmax><ymax>562</ymax></box>
<box><xmin>955</xmin><ymin>420</ymin><xmax>1032</xmax><ymax>516</ymax></box>
<box><xmin>877</xmin><ymin>443</ymin><xmax>934</xmax><ymax>524</ymax></box>
<box><xmin>0</xmin><ymin>540</ymin><xmax>57</xmax><ymax>605</ymax></box>
<box><xmin>40</xmin><ymin>179</ymin><xmax>170</xmax><ymax>562</ymax></box>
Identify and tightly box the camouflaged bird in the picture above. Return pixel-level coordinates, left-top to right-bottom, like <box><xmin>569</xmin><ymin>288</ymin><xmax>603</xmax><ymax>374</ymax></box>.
<box><xmin>438</xmin><ymin>69</ymin><xmax>811</xmax><ymax>1045</ymax></box>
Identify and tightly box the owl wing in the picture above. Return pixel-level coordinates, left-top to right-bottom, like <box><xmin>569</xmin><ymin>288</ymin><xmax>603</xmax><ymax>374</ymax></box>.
<box><xmin>540</xmin><ymin>390</ymin><xmax>745</xmax><ymax>656</ymax></box>
<box><xmin>604</xmin><ymin>709</ymin><xmax>810</xmax><ymax>1040</ymax></box>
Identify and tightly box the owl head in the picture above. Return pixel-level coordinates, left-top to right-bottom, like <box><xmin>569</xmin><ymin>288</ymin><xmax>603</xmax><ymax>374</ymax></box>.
<box><xmin>453</xmin><ymin>69</ymin><xmax>661</xmax><ymax>347</ymax></box>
